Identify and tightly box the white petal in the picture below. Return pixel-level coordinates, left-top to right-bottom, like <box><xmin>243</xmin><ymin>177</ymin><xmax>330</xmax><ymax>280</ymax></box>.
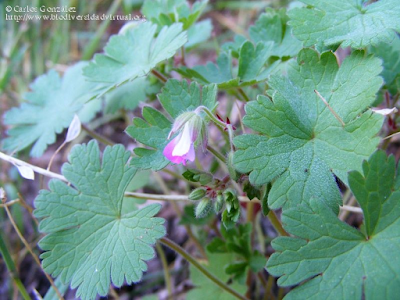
<box><xmin>172</xmin><ymin>123</ymin><xmax>193</xmax><ymax>156</ymax></box>
<box><xmin>16</xmin><ymin>165</ymin><xmax>35</xmax><ymax>180</ymax></box>
<box><xmin>372</xmin><ymin>107</ymin><xmax>398</xmax><ymax>116</ymax></box>
<box><xmin>65</xmin><ymin>114</ymin><xmax>81</xmax><ymax>142</ymax></box>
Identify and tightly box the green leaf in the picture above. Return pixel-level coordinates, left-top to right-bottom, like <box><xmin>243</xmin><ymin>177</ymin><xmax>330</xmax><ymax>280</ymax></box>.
<box><xmin>225</xmin><ymin>261</ymin><xmax>248</xmax><ymax>282</ymax></box>
<box><xmin>369</xmin><ymin>35</ymin><xmax>400</xmax><ymax>94</ymax></box>
<box><xmin>158</xmin><ymin>79</ymin><xmax>217</xmax><ymax>118</ymax></box>
<box><xmin>186</xmin><ymin>19</ymin><xmax>213</xmax><ymax>49</ymax></box>
<box><xmin>126</xmin><ymin>106</ymin><xmax>171</xmax><ymax>170</ymax></box>
<box><xmin>348</xmin><ymin>151</ymin><xmax>395</xmax><ymax>237</ymax></box>
<box><xmin>142</xmin><ymin>0</ymin><xmax>208</xmax><ymax>30</ymax></box>
<box><xmin>105</xmin><ymin>77</ymin><xmax>149</xmax><ymax>113</ymax></box>
<box><xmin>77</xmin><ymin>98</ymin><xmax>102</xmax><ymax>123</ymax></box>
<box><xmin>187</xmin><ymin>252</ymin><xmax>246</xmax><ymax>300</ymax></box>
<box><xmin>234</xmin><ymin>49</ymin><xmax>384</xmax><ymax>213</ymax></box>
<box><xmin>177</xmin><ymin>41</ymin><xmax>276</xmax><ymax>88</ymax></box>
<box><xmin>249</xmin><ymin>252</ymin><xmax>267</xmax><ymax>273</ymax></box>
<box><xmin>249</xmin><ymin>8</ymin><xmax>302</xmax><ymax>57</ymax></box>
<box><xmin>267</xmin><ymin>151</ymin><xmax>400</xmax><ymax>300</ymax></box>
<box><xmin>2</xmin><ymin>62</ymin><xmax>100</xmax><ymax>157</ymax></box>
<box><xmin>83</xmin><ymin>22</ymin><xmax>187</xmax><ymax>97</ymax></box>
<box><xmin>177</xmin><ymin>52</ymin><xmax>238</xmax><ymax>88</ymax></box>
<box><xmin>221</xmin><ymin>8</ymin><xmax>301</xmax><ymax>59</ymax></box>
<box><xmin>34</xmin><ymin>141</ymin><xmax>165</xmax><ymax>300</ymax></box>
<box><xmin>288</xmin><ymin>0</ymin><xmax>400</xmax><ymax>48</ymax></box>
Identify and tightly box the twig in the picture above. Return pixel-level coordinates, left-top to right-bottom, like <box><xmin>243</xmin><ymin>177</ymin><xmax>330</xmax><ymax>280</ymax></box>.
<box><xmin>160</xmin><ymin>237</ymin><xmax>249</xmax><ymax>300</ymax></box>
<box><xmin>4</xmin><ymin>205</ymin><xmax>64</xmax><ymax>300</ymax></box>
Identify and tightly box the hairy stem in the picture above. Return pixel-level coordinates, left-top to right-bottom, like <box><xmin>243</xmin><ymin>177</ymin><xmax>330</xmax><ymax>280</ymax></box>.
<box><xmin>206</xmin><ymin>145</ymin><xmax>226</xmax><ymax>162</ymax></box>
<box><xmin>159</xmin><ymin>237</ymin><xmax>249</xmax><ymax>300</ymax></box>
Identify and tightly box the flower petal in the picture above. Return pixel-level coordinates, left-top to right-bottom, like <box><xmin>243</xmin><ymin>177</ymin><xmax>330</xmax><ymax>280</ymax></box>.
<box><xmin>185</xmin><ymin>143</ymin><xmax>196</xmax><ymax>162</ymax></box>
<box><xmin>172</xmin><ymin>123</ymin><xmax>193</xmax><ymax>157</ymax></box>
<box><xmin>163</xmin><ymin>137</ymin><xmax>179</xmax><ymax>161</ymax></box>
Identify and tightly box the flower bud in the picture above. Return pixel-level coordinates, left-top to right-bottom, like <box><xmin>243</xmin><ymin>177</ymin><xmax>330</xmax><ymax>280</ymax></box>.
<box><xmin>222</xmin><ymin>189</ymin><xmax>240</xmax><ymax>229</ymax></box>
<box><xmin>195</xmin><ymin>198</ymin><xmax>212</xmax><ymax>218</ymax></box>
<box><xmin>214</xmin><ymin>192</ymin><xmax>224</xmax><ymax>213</ymax></box>
<box><xmin>182</xmin><ymin>169</ymin><xmax>213</xmax><ymax>185</ymax></box>
<box><xmin>189</xmin><ymin>188</ymin><xmax>206</xmax><ymax>201</ymax></box>
<box><xmin>163</xmin><ymin>109</ymin><xmax>208</xmax><ymax>166</ymax></box>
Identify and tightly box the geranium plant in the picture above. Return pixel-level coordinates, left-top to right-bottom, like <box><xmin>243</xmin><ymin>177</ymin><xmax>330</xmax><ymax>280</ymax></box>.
<box><xmin>1</xmin><ymin>0</ymin><xmax>400</xmax><ymax>299</ymax></box>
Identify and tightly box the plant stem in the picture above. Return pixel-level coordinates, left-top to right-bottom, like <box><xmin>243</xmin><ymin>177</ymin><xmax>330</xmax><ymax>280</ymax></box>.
<box><xmin>4</xmin><ymin>205</ymin><xmax>64</xmax><ymax>300</ymax></box>
<box><xmin>47</xmin><ymin>141</ymin><xmax>67</xmax><ymax>171</ymax></box>
<box><xmin>152</xmin><ymin>172</ymin><xmax>207</xmax><ymax>259</ymax></box>
<box><xmin>196</xmin><ymin>106</ymin><xmax>226</xmax><ymax>130</ymax></box>
<box><xmin>267</xmin><ymin>211</ymin><xmax>289</xmax><ymax>236</ymax></box>
<box><xmin>265</xmin><ymin>274</ymin><xmax>276</xmax><ymax>300</ymax></box>
<box><xmin>0</xmin><ymin>153</ymin><xmax>254</xmax><ymax>204</ymax></box>
<box><xmin>156</xmin><ymin>242</ymin><xmax>173</xmax><ymax>300</ymax></box>
<box><xmin>159</xmin><ymin>237</ymin><xmax>249</xmax><ymax>300</ymax></box>
<box><xmin>206</xmin><ymin>145</ymin><xmax>226</xmax><ymax>162</ymax></box>
<box><xmin>0</xmin><ymin>152</ymin><xmax>67</xmax><ymax>182</ymax></box>
<box><xmin>238</xmin><ymin>88</ymin><xmax>250</xmax><ymax>102</ymax></box>
<box><xmin>151</xmin><ymin>69</ymin><xmax>168</xmax><ymax>83</ymax></box>
<box><xmin>245</xmin><ymin>201</ymin><xmax>256</xmax><ymax>298</ymax></box>
<box><xmin>0</xmin><ymin>233</ymin><xmax>31</xmax><ymax>300</ymax></box>
<box><xmin>180</xmin><ymin>46</ymin><xmax>186</xmax><ymax>66</ymax></box>
<box><xmin>81</xmin><ymin>0</ymin><xmax>122</xmax><ymax>60</ymax></box>
<box><xmin>0</xmin><ymin>199</ymin><xmax>20</xmax><ymax>208</ymax></box>
<box><xmin>81</xmin><ymin>124</ymin><xmax>115</xmax><ymax>146</ymax></box>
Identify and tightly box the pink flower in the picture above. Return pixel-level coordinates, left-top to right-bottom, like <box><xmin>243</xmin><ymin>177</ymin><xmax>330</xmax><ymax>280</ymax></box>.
<box><xmin>163</xmin><ymin>123</ymin><xmax>196</xmax><ymax>166</ymax></box>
